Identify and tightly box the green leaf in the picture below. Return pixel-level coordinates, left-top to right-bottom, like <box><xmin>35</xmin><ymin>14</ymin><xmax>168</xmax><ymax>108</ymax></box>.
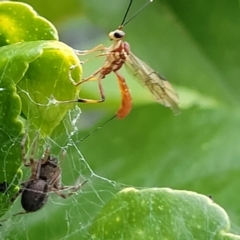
<box><xmin>0</xmin><ymin>76</ymin><xmax>23</xmax><ymax>217</ymax></box>
<box><xmin>0</xmin><ymin>1</ymin><xmax>58</xmax><ymax>46</ymax></box>
<box><xmin>0</xmin><ymin>41</ymin><xmax>82</xmax><ymax>135</ymax></box>
<box><xmin>0</xmin><ymin>1</ymin><xmax>82</xmax><ymax>135</ymax></box>
<box><xmin>87</xmin><ymin>188</ymin><xmax>240</xmax><ymax>240</ymax></box>
<box><xmin>16</xmin><ymin>40</ymin><xmax>81</xmax><ymax>135</ymax></box>
<box><xmin>0</xmin><ymin>2</ymin><xmax>82</xmax><ymax>220</ymax></box>
<box><xmin>1</xmin><ymin>0</ymin><xmax>240</xmax><ymax>239</ymax></box>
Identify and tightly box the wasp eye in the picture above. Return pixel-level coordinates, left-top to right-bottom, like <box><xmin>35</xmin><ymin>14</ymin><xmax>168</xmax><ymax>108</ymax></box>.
<box><xmin>114</xmin><ymin>30</ymin><xmax>125</xmax><ymax>39</ymax></box>
<box><xmin>108</xmin><ymin>29</ymin><xmax>125</xmax><ymax>41</ymax></box>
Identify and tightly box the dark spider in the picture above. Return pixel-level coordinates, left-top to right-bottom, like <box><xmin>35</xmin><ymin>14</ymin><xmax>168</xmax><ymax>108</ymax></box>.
<box><xmin>10</xmin><ymin>132</ymin><xmax>87</xmax><ymax>216</ymax></box>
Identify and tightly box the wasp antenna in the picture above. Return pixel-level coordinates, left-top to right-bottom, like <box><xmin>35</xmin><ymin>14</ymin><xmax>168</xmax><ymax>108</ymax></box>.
<box><xmin>121</xmin><ymin>0</ymin><xmax>133</xmax><ymax>26</ymax></box>
<box><xmin>79</xmin><ymin>115</ymin><xmax>116</xmax><ymax>142</ymax></box>
<box><xmin>123</xmin><ymin>0</ymin><xmax>153</xmax><ymax>27</ymax></box>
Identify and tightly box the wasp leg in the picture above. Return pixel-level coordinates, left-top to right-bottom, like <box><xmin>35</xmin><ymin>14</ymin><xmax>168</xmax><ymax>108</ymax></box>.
<box><xmin>114</xmin><ymin>71</ymin><xmax>132</xmax><ymax>119</ymax></box>
<box><xmin>74</xmin><ymin>44</ymin><xmax>106</xmax><ymax>55</ymax></box>
<box><xmin>69</xmin><ymin>65</ymin><xmax>102</xmax><ymax>86</ymax></box>
<box><xmin>59</xmin><ymin>68</ymin><xmax>106</xmax><ymax>104</ymax></box>
<box><xmin>75</xmin><ymin>73</ymin><xmax>106</xmax><ymax>104</ymax></box>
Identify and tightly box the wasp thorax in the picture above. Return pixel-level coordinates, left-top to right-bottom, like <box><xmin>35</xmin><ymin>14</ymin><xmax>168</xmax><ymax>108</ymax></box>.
<box><xmin>109</xmin><ymin>30</ymin><xmax>125</xmax><ymax>41</ymax></box>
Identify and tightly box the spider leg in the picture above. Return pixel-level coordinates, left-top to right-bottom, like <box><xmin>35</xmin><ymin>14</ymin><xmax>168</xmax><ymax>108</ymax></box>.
<box><xmin>12</xmin><ymin>211</ymin><xmax>29</xmax><ymax>217</ymax></box>
<box><xmin>0</xmin><ymin>210</ymin><xmax>29</xmax><ymax>223</ymax></box>
<box><xmin>27</xmin><ymin>133</ymin><xmax>41</xmax><ymax>179</ymax></box>
<box><xmin>48</xmin><ymin>167</ymin><xmax>62</xmax><ymax>189</ymax></box>
<box><xmin>52</xmin><ymin>180</ymin><xmax>87</xmax><ymax>199</ymax></box>
<box><xmin>35</xmin><ymin>160</ymin><xmax>42</xmax><ymax>180</ymax></box>
<box><xmin>21</xmin><ymin>132</ymin><xmax>43</xmax><ymax>180</ymax></box>
<box><xmin>41</xmin><ymin>147</ymin><xmax>50</xmax><ymax>165</ymax></box>
<box><xmin>21</xmin><ymin>132</ymin><xmax>29</xmax><ymax>167</ymax></box>
<box><xmin>29</xmin><ymin>132</ymin><xmax>39</xmax><ymax>163</ymax></box>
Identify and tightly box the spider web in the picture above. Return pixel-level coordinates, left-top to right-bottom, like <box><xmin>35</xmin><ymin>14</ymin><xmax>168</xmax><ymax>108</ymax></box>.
<box><xmin>0</xmin><ymin>0</ymin><xmax>129</xmax><ymax>236</ymax></box>
<box><xmin>1</xmin><ymin>0</ymin><xmax>240</xmax><ymax>239</ymax></box>
<box><xmin>0</xmin><ymin>100</ymin><xmax>126</xmax><ymax>239</ymax></box>
<box><xmin>0</xmin><ymin>53</ymin><xmax>235</xmax><ymax>240</ymax></box>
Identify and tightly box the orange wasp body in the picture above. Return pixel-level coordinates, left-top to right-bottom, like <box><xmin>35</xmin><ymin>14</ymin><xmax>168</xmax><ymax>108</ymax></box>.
<box><xmin>70</xmin><ymin>0</ymin><xmax>180</xmax><ymax>118</ymax></box>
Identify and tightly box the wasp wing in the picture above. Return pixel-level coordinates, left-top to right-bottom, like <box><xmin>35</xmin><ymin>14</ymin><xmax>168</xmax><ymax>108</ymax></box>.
<box><xmin>124</xmin><ymin>52</ymin><xmax>180</xmax><ymax>115</ymax></box>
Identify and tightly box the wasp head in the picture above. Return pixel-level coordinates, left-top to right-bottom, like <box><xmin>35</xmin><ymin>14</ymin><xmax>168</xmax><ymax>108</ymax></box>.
<box><xmin>109</xmin><ymin>28</ymin><xmax>125</xmax><ymax>41</ymax></box>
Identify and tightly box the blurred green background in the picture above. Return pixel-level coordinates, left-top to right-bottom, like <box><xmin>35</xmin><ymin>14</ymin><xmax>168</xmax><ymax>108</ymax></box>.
<box><xmin>1</xmin><ymin>0</ymin><xmax>240</xmax><ymax>239</ymax></box>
